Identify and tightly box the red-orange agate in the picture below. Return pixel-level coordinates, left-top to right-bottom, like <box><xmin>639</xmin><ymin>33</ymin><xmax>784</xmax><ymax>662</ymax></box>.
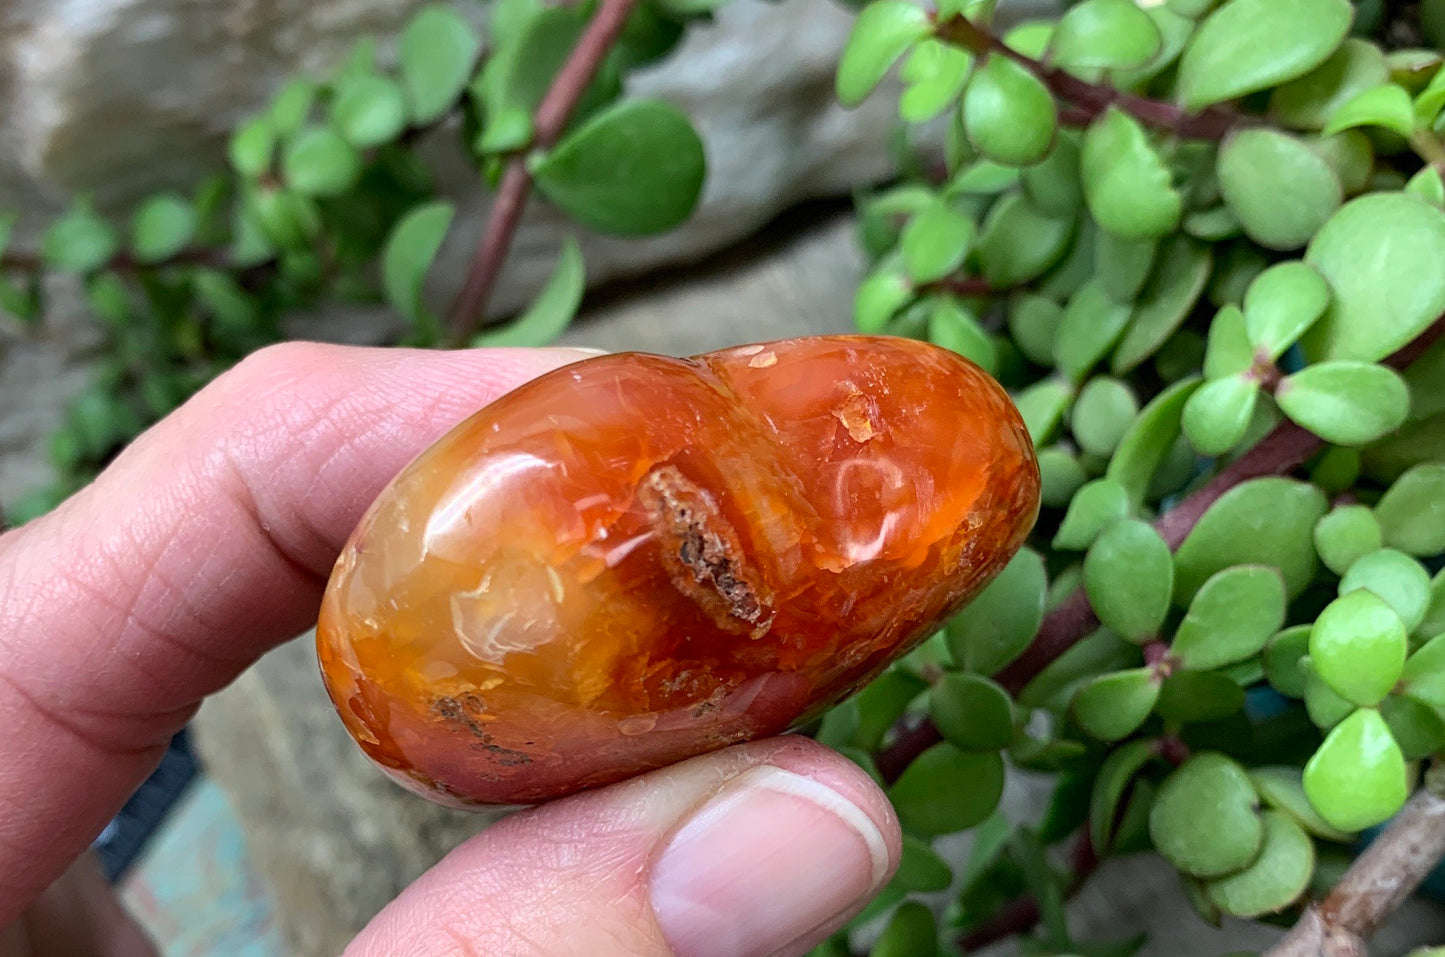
<box><xmin>317</xmin><ymin>335</ymin><xmax>1040</xmax><ymax>806</ymax></box>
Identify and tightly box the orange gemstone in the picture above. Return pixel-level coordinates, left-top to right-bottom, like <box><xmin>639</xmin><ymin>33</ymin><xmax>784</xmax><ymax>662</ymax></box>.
<box><xmin>317</xmin><ymin>336</ymin><xmax>1040</xmax><ymax>806</ymax></box>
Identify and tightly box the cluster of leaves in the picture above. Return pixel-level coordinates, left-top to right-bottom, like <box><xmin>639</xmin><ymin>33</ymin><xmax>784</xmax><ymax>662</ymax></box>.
<box><xmin>6</xmin><ymin>0</ymin><xmax>713</xmax><ymax>525</ymax></box>
<box><xmin>810</xmin><ymin>0</ymin><xmax>1445</xmax><ymax>953</ymax></box>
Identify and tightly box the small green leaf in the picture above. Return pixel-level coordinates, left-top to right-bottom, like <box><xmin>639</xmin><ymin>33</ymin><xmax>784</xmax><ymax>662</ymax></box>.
<box><xmin>854</xmin><ymin>268</ymin><xmax>913</xmax><ymax>333</ymax></box>
<box><xmin>901</xmin><ymin>201</ymin><xmax>974</xmax><ymax>283</ymax></box>
<box><xmin>1381</xmin><ymin>693</ymin><xmax>1445</xmax><ymax>760</ymax></box>
<box><xmin>1203</xmin><ymin>305</ymin><xmax>1253</xmax><ymax>380</ymax></box>
<box><xmin>947</xmin><ymin>547</ymin><xmax>1047</xmax><ymax>675</ymax></box>
<box><xmin>1270</xmin><ymin>38</ymin><xmax>1390</xmax><ymax>130</ymax></box>
<box><xmin>927</xmin><ymin>298</ymin><xmax>996</xmax><ymax>372</ymax></box>
<box><xmin>1038</xmin><ymin>447</ymin><xmax>1088</xmax><ymax>508</ymax></box>
<box><xmin>1264</xmin><ymin>626</ymin><xmax>1313</xmax><ymax>698</ymax></box>
<box><xmin>1056</xmin><ymin>280</ymin><xmax>1132</xmax><ymax>383</ymax></box>
<box><xmin>1173</xmin><ymin>477</ymin><xmax>1328</xmax><ymax>603</ymax></box>
<box><xmin>1204</xmin><ymin>811</ymin><xmax>1315</xmax><ymax>917</ymax></box>
<box><xmin>1314</xmin><ymin>505</ymin><xmax>1384</xmax><ymax>576</ymax></box>
<box><xmin>975</xmin><ymin>193</ymin><xmax>1074</xmax><ymax>287</ymax></box>
<box><xmin>1054</xmin><ymin>478</ymin><xmax>1131</xmax><ymax>551</ymax></box>
<box><xmin>130</xmin><ymin>193</ymin><xmax>197</xmax><ymax>265</ymax></box>
<box><xmin>1375</xmin><ymin>464</ymin><xmax>1445</xmax><ymax>557</ymax></box>
<box><xmin>1323</xmin><ymin>83</ymin><xmax>1416</xmax><ymax>137</ymax></box>
<box><xmin>382</xmin><ymin>200</ymin><xmax>455</xmax><ymax>324</ymax></box>
<box><xmin>1242</xmin><ymin>261</ymin><xmax>1331</xmax><ymax>359</ymax></box>
<box><xmin>228</xmin><ymin>116</ymin><xmax>275</xmax><ymax>178</ymax></box>
<box><xmin>530</xmin><ymin>100</ymin><xmax>705</xmax><ymax>236</ymax></box>
<box><xmin>1082</xmin><ymin>107</ymin><xmax>1182</xmax><ymax>240</ymax></box>
<box><xmin>1085</xmin><ymin>519</ymin><xmax>1174</xmax><ymax>642</ymax></box>
<box><xmin>1339</xmin><ymin>548</ymin><xmax>1432</xmax><ymax>633</ymax></box>
<box><xmin>43</xmin><ymin>201</ymin><xmax>119</xmax><ymax>274</ymax></box>
<box><xmin>854</xmin><ymin>671</ymin><xmax>930</xmax><ymax>751</ymax></box>
<box><xmin>1107</xmin><ymin>378</ymin><xmax>1200</xmax><ymax>506</ymax></box>
<box><xmin>889</xmin><ymin>743</ymin><xmax>1005</xmax><ymax>836</ymax></box>
<box><xmin>1408</xmin><ymin>166</ymin><xmax>1445</xmax><ymax>209</ymax></box>
<box><xmin>872</xmin><ymin>901</ymin><xmax>938</xmax><ymax>957</ymax></box>
<box><xmin>1420</xmin><ymin>571</ymin><xmax>1445</xmax><ymax>641</ymax></box>
<box><xmin>1182</xmin><ymin>374</ymin><xmax>1259</xmax><ymax>457</ymax></box>
<box><xmin>1156</xmin><ymin>671</ymin><xmax>1246</xmax><ymax>723</ymax></box>
<box><xmin>1402</xmin><ymin>632</ymin><xmax>1445</xmax><ymax>710</ymax></box>
<box><xmin>282</xmin><ymin>127</ymin><xmax>362</xmax><ymax>197</ymax></box>
<box><xmin>965</xmin><ymin>56</ymin><xmax>1057</xmax><ymax>166</ymax></box>
<box><xmin>1072</xmin><ymin>377</ymin><xmax>1138</xmax><ymax>458</ymax></box>
<box><xmin>1111</xmin><ymin>236</ymin><xmax>1212</xmax><ymax>374</ymax></box>
<box><xmin>1173</xmin><ymin>566</ymin><xmax>1288</xmax><ymax>671</ymax></box>
<box><xmin>1150</xmin><ymin>753</ymin><xmax>1264</xmax><ymax>878</ymax></box>
<box><xmin>1090</xmin><ymin>739</ymin><xmax>1159</xmax><ymax>853</ymax></box>
<box><xmin>1014</xmin><ymin>378</ymin><xmax>1074</xmax><ymax>445</ymax></box>
<box><xmin>1276</xmin><ymin>361</ymin><xmax>1409</xmax><ymax>446</ymax></box>
<box><xmin>1177</xmin><ymin>0</ymin><xmax>1352</xmax><ymax>110</ymax></box>
<box><xmin>1073</xmin><ymin>668</ymin><xmax>1160</xmax><ymax>741</ymax></box>
<box><xmin>1008</xmin><ymin>295</ymin><xmax>1063</xmax><ymax>366</ymax></box>
<box><xmin>1304</xmin><ymin>193</ymin><xmax>1445</xmax><ymax>362</ymax></box>
<box><xmin>473</xmin><ymin>237</ymin><xmax>585</xmax><ymax>347</ymax></box>
<box><xmin>268</xmin><ymin>79</ymin><xmax>316</xmax><ymax>136</ymax></box>
<box><xmin>930</xmin><ymin>673</ymin><xmax>1014</xmax><ymax>751</ymax></box>
<box><xmin>836</xmin><ymin>1</ymin><xmax>931</xmax><ymax>107</ymax></box>
<box><xmin>1021</xmin><ymin>134</ymin><xmax>1083</xmax><ymax>216</ymax></box>
<box><xmin>1218</xmin><ymin>129</ymin><xmax>1342</xmax><ymax>251</ymax></box>
<box><xmin>1304</xmin><ymin>707</ymin><xmax>1410</xmax><ymax>830</ymax></box>
<box><xmin>400</xmin><ymin>4</ymin><xmax>481</xmax><ymax>123</ymax></box>
<box><xmin>1048</xmin><ymin>0</ymin><xmax>1162</xmax><ymax>71</ymax></box>
<box><xmin>332</xmin><ymin>75</ymin><xmax>408</xmax><ymax>148</ymax></box>
<box><xmin>899</xmin><ymin>40</ymin><xmax>974</xmax><ymax>123</ymax></box>
<box><xmin>1305</xmin><ymin>666</ymin><xmax>1356</xmax><ymax>729</ymax></box>
<box><xmin>1095</xmin><ymin>233</ymin><xmax>1157</xmax><ymax>304</ymax></box>
<box><xmin>896</xmin><ymin>835</ymin><xmax>953</xmax><ymax>893</ymax></box>
<box><xmin>1250</xmin><ymin>766</ymin><xmax>1355</xmax><ymax>841</ymax></box>
<box><xmin>1311</xmin><ymin>589</ymin><xmax>1408</xmax><ymax>706</ymax></box>
<box><xmin>473</xmin><ymin>5</ymin><xmax>587</xmax><ymax>125</ymax></box>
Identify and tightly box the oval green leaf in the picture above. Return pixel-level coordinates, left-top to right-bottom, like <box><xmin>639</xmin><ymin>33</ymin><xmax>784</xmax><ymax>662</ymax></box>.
<box><xmin>1375</xmin><ymin>463</ymin><xmax>1445</xmax><ymax>557</ymax></box>
<box><xmin>1303</xmin><ymin>707</ymin><xmax>1410</xmax><ymax>830</ymax></box>
<box><xmin>1150</xmin><ymin>753</ymin><xmax>1264</xmax><ymax>878</ymax></box>
<box><xmin>930</xmin><ymin>672</ymin><xmax>1015</xmax><ymax>752</ymax></box>
<box><xmin>1218</xmin><ymin>129</ymin><xmax>1342</xmax><ymax>251</ymax></box>
<box><xmin>1310</xmin><ymin>589</ymin><xmax>1408</xmax><ymax>706</ymax></box>
<box><xmin>1303</xmin><ymin>193</ymin><xmax>1445</xmax><ymax>361</ymax></box>
<box><xmin>1084</xmin><ymin>518</ymin><xmax>1174</xmax><ymax>642</ymax></box>
<box><xmin>836</xmin><ymin>0</ymin><xmax>932</xmax><ymax>107</ymax></box>
<box><xmin>1177</xmin><ymin>0</ymin><xmax>1352</xmax><ymax>110</ymax></box>
<box><xmin>1173</xmin><ymin>565</ymin><xmax>1288</xmax><ymax>671</ymax></box>
<box><xmin>1174</xmin><ymin>478</ymin><xmax>1328</xmax><ymax>603</ymax></box>
<box><xmin>889</xmin><ymin>743</ymin><xmax>1005</xmax><ymax>836</ymax></box>
<box><xmin>1276</xmin><ymin>361</ymin><xmax>1409</xmax><ymax>447</ymax></box>
<box><xmin>529</xmin><ymin>99</ymin><xmax>706</xmax><ymax>236</ymax></box>
<box><xmin>1072</xmin><ymin>668</ymin><xmax>1160</xmax><ymax>741</ymax></box>
<box><xmin>1082</xmin><ymin>107</ymin><xmax>1182</xmax><ymax>240</ymax></box>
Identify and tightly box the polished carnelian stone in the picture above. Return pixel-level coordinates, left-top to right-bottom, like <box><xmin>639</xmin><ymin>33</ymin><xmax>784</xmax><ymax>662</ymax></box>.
<box><xmin>317</xmin><ymin>335</ymin><xmax>1039</xmax><ymax>806</ymax></box>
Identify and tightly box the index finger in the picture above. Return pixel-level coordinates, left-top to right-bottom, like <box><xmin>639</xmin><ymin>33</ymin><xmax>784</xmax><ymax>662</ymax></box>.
<box><xmin>0</xmin><ymin>342</ymin><xmax>594</xmax><ymax>924</ymax></box>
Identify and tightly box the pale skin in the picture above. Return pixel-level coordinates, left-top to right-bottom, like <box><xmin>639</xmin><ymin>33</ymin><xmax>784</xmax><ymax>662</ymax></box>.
<box><xmin>0</xmin><ymin>343</ymin><xmax>902</xmax><ymax>956</ymax></box>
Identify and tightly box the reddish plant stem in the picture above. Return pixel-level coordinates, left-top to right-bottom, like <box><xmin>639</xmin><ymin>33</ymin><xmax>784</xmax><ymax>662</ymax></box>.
<box><xmin>446</xmin><ymin>0</ymin><xmax>639</xmax><ymax>342</ymax></box>
<box><xmin>934</xmin><ymin>15</ymin><xmax>1240</xmax><ymax>140</ymax></box>
<box><xmin>957</xmin><ymin>833</ymin><xmax>1101</xmax><ymax>952</ymax></box>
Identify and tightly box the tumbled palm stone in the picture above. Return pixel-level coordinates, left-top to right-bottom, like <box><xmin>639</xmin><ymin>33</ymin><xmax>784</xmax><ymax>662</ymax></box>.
<box><xmin>317</xmin><ymin>335</ymin><xmax>1040</xmax><ymax>806</ymax></box>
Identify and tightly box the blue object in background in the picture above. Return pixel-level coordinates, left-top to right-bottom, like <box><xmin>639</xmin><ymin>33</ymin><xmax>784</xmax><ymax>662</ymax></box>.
<box><xmin>95</xmin><ymin>728</ymin><xmax>199</xmax><ymax>882</ymax></box>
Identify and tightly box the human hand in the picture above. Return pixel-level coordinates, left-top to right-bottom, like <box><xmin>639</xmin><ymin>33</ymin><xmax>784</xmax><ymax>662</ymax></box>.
<box><xmin>0</xmin><ymin>343</ymin><xmax>902</xmax><ymax>956</ymax></box>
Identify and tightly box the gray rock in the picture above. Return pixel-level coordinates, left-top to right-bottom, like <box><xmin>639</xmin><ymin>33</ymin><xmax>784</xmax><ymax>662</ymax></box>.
<box><xmin>0</xmin><ymin>0</ymin><xmax>903</xmax><ymax>313</ymax></box>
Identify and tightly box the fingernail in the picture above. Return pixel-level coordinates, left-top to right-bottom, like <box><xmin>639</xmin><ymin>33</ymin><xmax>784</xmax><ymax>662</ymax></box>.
<box><xmin>650</xmin><ymin>766</ymin><xmax>890</xmax><ymax>957</ymax></box>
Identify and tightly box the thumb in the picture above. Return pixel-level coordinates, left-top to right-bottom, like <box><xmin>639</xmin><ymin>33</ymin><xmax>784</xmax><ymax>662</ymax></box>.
<box><xmin>349</xmin><ymin>736</ymin><xmax>901</xmax><ymax>957</ymax></box>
